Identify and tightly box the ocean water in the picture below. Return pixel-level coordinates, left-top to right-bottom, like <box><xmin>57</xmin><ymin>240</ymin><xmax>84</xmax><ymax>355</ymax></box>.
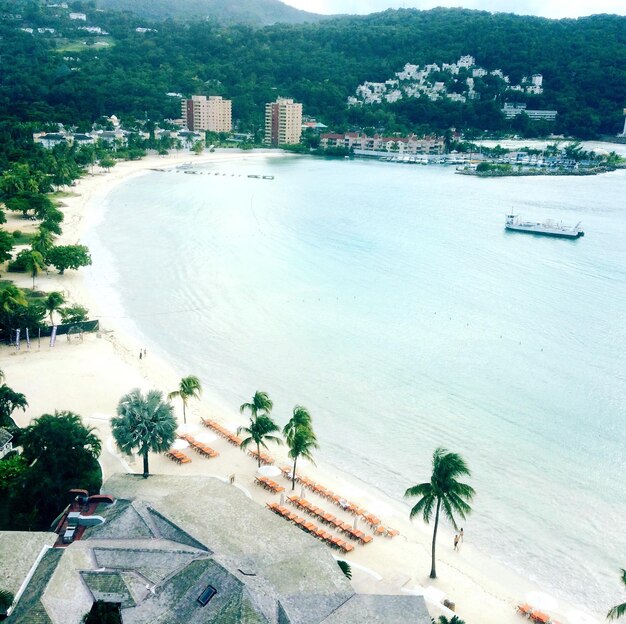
<box><xmin>85</xmin><ymin>155</ymin><xmax>626</xmax><ymax>614</ymax></box>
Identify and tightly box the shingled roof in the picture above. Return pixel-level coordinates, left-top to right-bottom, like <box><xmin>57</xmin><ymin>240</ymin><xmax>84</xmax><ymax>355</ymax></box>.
<box><xmin>4</xmin><ymin>475</ymin><xmax>430</xmax><ymax>624</ymax></box>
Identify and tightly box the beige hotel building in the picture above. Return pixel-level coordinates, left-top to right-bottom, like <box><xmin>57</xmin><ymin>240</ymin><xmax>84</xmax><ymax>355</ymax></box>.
<box><xmin>264</xmin><ymin>97</ymin><xmax>302</xmax><ymax>146</ymax></box>
<box><xmin>181</xmin><ymin>95</ymin><xmax>232</xmax><ymax>133</ymax></box>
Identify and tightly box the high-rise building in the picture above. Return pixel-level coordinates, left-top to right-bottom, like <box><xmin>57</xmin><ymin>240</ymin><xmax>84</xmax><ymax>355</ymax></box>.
<box><xmin>181</xmin><ymin>95</ymin><xmax>232</xmax><ymax>133</ymax></box>
<box><xmin>264</xmin><ymin>98</ymin><xmax>303</xmax><ymax>146</ymax></box>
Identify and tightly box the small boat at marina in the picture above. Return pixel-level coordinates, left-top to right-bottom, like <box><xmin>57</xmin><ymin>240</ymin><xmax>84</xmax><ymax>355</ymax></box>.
<box><xmin>505</xmin><ymin>214</ymin><xmax>584</xmax><ymax>239</ymax></box>
<box><xmin>262</xmin><ymin>175</ymin><xmax>274</xmax><ymax>180</ymax></box>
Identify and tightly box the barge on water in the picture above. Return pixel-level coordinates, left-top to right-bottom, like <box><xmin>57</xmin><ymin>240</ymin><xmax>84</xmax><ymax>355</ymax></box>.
<box><xmin>505</xmin><ymin>214</ymin><xmax>584</xmax><ymax>239</ymax></box>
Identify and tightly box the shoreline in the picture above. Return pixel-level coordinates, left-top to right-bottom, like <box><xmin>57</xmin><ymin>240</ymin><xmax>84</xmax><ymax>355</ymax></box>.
<box><xmin>0</xmin><ymin>149</ymin><xmax>603</xmax><ymax>624</ymax></box>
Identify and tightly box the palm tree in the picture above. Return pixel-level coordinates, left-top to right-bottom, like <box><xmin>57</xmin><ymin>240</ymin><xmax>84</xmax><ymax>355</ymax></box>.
<box><xmin>168</xmin><ymin>375</ymin><xmax>202</xmax><ymax>425</ymax></box>
<box><xmin>0</xmin><ymin>284</ymin><xmax>28</xmax><ymax>340</ymax></box>
<box><xmin>437</xmin><ymin>617</ymin><xmax>465</xmax><ymax>624</ymax></box>
<box><xmin>0</xmin><ymin>384</ymin><xmax>28</xmax><ymax>428</ymax></box>
<box><xmin>44</xmin><ymin>291</ymin><xmax>65</xmax><ymax>325</ymax></box>
<box><xmin>608</xmin><ymin>569</ymin><xmax>626</xmax><ymax>620</ymax></box>
<box><xmin>405</xmin><ymin>447</ymin><xmax>475</xmax><ymax>579</ymax></box>
<box><xmin>22</xmin><ymin>249</ymin><xmax>46</xmax><ymax>289</ymax></box>
<box><xmin>237</xmin><ymin>414</ymin><xmax>282</xmax><ymax>468</ymax></box>
<box><xmin>287</xmin><ymin>426</ymin><xmax>318</xmax><ymax>491</ymax></box>
<box><xmin>240</xmin><ymin>391</ymin><xmax>273</xmax><ymax>421</ymax></box>
<box><xmin>282</xmin><ymin>405</ymin><xmax>312</xmax><ymax>446</ymax></box>
<box><xmin>111</xmin><ymin>388</ymin><xmax>176</xmax><ymax>478</ymax></box>
<box><xmin>31</xmin><ymin>226</ymin><xmax>55</xmax><ymax>259</ymax></box>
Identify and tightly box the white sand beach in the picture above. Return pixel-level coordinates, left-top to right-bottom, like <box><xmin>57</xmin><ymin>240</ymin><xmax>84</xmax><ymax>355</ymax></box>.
<box><xmin>0</xmin><ymin>149</ymin><xmax>602</xmax><ymax>624</ymax></box>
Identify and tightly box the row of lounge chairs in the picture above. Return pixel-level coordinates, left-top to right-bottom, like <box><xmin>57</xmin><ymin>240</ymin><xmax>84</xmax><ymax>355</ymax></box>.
<box><xmin>280</xmin><ymin>466</ymin><xmax>399</xmax><ymax>538</ymax></box>
<box><xmin>201</xmin><ymin>417</ymin><xmax>243</xmax><ymax>446</ymax></box>
<box><xmin>248</xmin><ymin>449</ymin><xmax>274</xmax><ymax>465</ymax></box>
<box><xmin>255</xmin><ymin>476</ymin><xmax>284</xmax><ymax>493</ymax></box>
<box><xmin>288</xmin><ymin>496</ymin><xmax>373</xmax><ymax>544</ymax></box>
<box><xmin>165</xmin><ymin>449</ymin><xmax>191</xmax><ymax>464</ymax></box>
<box><xmin>517</xmin><ymin>604</ymin><xmax>559</xmax><ymax>624</ymax></box>
<box><xmin>267</xmin><ymin>502</ymin><xmax>354</xmax><ymax>553</ymax></box>
<box><xmin>178</xmin><ymin>434</ymin><xmax>220</xmax><ymax>459</ymax></box>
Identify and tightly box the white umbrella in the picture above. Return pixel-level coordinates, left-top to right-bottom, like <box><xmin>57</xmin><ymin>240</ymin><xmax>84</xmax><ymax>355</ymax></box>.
<box><xmin>525</xmin><ymin>591</ymin><xmax>559</xmax><ymax>612</ymax></box>
<box><xmin>178</xmin><ymin>423</ymin><xmax>199</xmax><ymax>434</ymax></box>
<box><xmin>172</xmin><ymin>439</ymin><xmax>189</xmax><ymax>450</ymax></box>
<box><xmin>257</xmin><ymin>465</ymin><xmax>281</xmax><ymax>478</ymax></box>
<box><xmin>195</xmin><ymin>432</ymin><xmax>217</xmax><ymax>444</ymax></box>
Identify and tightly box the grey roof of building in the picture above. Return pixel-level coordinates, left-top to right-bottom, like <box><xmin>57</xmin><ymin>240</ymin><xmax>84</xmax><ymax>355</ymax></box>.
<box><xmin>320</xmin><ymin>594</ymin><xmax>432</xmax><ymax>623</ymax></box>
<box><xmin>6</xmin><ymin>475</ymin><xmax>430</xmax><ymax>624</ymax></box>
<box><xmin>8</xmin><ymin>547</ymin><xmax>62</xmax><ymax>624</ymax></box>
<box><xmin>0</xmin><ymin>532</ymin><xmax>56</xmax><ymax>596</ymax></box>
<box><xmin>0</xmin><ymin>427</ymin><xmax>12</xmax><ymax>447</ymax></box>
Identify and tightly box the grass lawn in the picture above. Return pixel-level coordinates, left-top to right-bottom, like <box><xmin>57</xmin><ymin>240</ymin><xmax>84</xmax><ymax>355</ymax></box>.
<box><xmin>55</xmin><ymin>38</ymin><xmax>114</xmax><ymax>53</ymax></box>
<box><xmin>8</xmin><ymin>232</ymin><xmax>34</xmax><ymax>245</ymax></box>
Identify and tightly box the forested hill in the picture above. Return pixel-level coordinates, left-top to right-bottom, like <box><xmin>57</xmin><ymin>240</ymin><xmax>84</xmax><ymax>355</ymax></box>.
<box><xmin>1</xmin><ymin>3</ymin><xmax>625</xmax><ymax>138</ymax></box>
<box><xmin>95</xmin><ymin>0</ymin><xmax>326</xmax><ymax>25</ymax></box>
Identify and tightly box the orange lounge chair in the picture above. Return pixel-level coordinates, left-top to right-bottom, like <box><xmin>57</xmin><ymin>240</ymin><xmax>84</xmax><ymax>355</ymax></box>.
<box><xmin>361</xmin><ymin>535</ymin><xmax>373</xmax><ymax>544</ymax></box>
<box><xmin>517</xmin><ymin>604</ymin><xmax>533</xmax><ymax>616</ymax></box>
<box><xmin>531</xmin><ymin>611</ymin><xmax>550</xmax><ymax>624</ymax></box>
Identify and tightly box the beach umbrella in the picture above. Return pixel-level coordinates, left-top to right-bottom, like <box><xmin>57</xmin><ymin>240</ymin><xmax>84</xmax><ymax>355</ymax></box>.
<box><xmin>172</xmin><ymin>439</ymin><xmax>189</xmax><ymax>450</ymax></box>
<box><xmin>178</xmin><ymin>423</ymin><xmax>199</xmax><ymax>434</ymax></box>
<box><xmin>353</xmin><ymin>516</ymin><xmax>359</xmax><ymax>529</ymax></box>
<box><xmin>526</xmin><ymin>591</ymin><xmax>559</xmax><ymax>612</ymax></box>
<box><xmin>195</xmin><ymin>431</ymin><xmax>218</xmax><ymax>443</ymax></box>
<box><xmin>257</xmin><ymin>465</ymin><xmax>281</xmax><ymax>478</ymax></box>
<box><xmin>280</xmin><ymin>493</ymin><xmax>285</xmax><ymax>505</ymax></box>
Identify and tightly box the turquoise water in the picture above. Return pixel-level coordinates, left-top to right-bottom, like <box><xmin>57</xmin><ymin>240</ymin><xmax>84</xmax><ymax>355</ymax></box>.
<box><xmin>86</xmin><ymin>156</ymin><xmax>626</xmax><ymax>614</ymax></box>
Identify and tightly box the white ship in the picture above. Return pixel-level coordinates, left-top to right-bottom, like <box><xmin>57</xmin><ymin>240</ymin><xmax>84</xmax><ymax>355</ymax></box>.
<box><xmin>505</xmin><ymin>214</ymin><xmax>584</xmax><ymax>239</ymax></box>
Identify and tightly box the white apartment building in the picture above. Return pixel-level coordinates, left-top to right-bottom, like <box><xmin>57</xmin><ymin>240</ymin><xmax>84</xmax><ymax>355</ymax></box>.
<box><xmin>264</xmin><ymin>98</ymin><xmax>303</xmax><ymax>146</ymax></box>
<box><xmin>181</xmin><ymin>95</ymin><xmax>232</xmax><ymax>133</ymax></box>
<box><xmin>320</xmin><ymin>133</ymin><xmax>445</xmax><ymax>155</ymax></box>
<box><xmin>502</xmin><ymin>103</ymin><xmax>557</xmax><ymax>121</ymax></box>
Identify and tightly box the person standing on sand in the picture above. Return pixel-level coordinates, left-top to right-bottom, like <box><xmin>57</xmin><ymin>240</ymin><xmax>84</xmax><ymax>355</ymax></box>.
<box><xmin>454</xmin><ymin>534</ymin><xmax>460</xmax><ymax>551</ymax></box>
<box><xmin>139</xmin><ymin>350</ymin><xmax>142</xmax><ymax>360</ymax></box>
<box><xmin>460</xmin><ymin>527</ymin><xmax>464</xmax><ymax>543</ymax></box>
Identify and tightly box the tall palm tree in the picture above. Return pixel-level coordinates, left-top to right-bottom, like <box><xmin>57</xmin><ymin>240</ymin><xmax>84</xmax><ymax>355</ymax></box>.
<box><xmin>112</xmin><ymin>388</ymin><xmax>176</xmax><ymax>478</ymax></box>
<box><xmin>608</xmin><ymin>569</ymin><xmax>626</xmax><ymax>620</ymax></box>
<box><xmin>282</xmin><ymin>405</ymin><xmax>312</xmax><ymax>447</ymax></box>
<box><xmin>168</xmin><ymin>375</ymin><xmax>202</xmax><ymax>425</ymax></box>
<box><xmin>287</xmin><ymin>426</ymin><xmax>318</xmax><ymax>491</ymax></box>
<box><xmin>237</xmin><ymin>414</ymin><xmax>282</xmax><ymax>468</ymax></box>
<box><xmin>31</xmin><ymin>226</ymin><xmax>55</xmax><ymax>260</ymax></box>
<box><xmin>22</xmin><ymin>249</ymin><xmax>46</xmax><ymax>289</ymax></box>
<box><xmin>0</xmin><ymin>384</ymin><xmax>28</xmax><ymax>428</ymax></box>
<box><xmin>405</xmin><ymin>447</ymin><xmax>475</xmax><ymax>579</ymax></box>
<box><xmin>0</xmin><ymin>284</ymin><xmax>28</xmax><ymax>340</ymax></box>
<box><xmin>240</xmin><ymin>391</ymin><xmax>273</xmax><ymax>421</ymax></box>
<box><xmin>44</xmin><ymin>291</ymin><xmax>65</xmax><ymax>325</ymax></box>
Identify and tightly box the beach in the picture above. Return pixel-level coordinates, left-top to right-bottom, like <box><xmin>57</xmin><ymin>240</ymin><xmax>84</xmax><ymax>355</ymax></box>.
<box><xmin>0</xmin><ymin>149</ymin><xmax>608</xmax><ymax>624</ymax></box>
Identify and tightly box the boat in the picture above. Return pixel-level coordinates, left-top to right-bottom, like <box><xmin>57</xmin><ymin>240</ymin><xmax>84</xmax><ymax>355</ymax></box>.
<box><xmin>177</xmin><ymin>162</ymin><xmax>193</xmax><ymax>170</ymax></box>
<box><xmin>505</xmin><ymin>214</ymin><xmax>584</xmax><ymax>239</ymax></box>
<box><xmin>262</xmin><ymin>175</ymin><xmax>274</xmax><ymax>180</ymax></box>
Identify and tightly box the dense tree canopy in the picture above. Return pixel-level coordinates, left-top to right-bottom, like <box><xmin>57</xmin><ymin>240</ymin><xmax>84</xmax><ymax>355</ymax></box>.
<box><xmin>0</xmin><ymin>3</ymin><xmax>625</xmax><ymax>138</ymax></box>
<box><xmin>0</xmin><ymin>410</ymin><xmax>103</xmax><ymax>530</ymax></box>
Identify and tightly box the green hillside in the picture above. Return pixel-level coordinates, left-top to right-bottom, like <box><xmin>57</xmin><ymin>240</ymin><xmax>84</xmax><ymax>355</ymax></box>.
<box><xmin>95</xmin><ymin>0</ymin><xmax>326</xmax><ymax>25</ymax></box>
<box><xmin>1</xmin><ymin>3</ymin><xmax>625</xmax><ymax>138</ymax></box>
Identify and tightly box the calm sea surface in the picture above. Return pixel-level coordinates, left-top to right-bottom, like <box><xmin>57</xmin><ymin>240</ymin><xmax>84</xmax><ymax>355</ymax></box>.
<box><xmin>85</xmin><ymin>155</ymin><xmax>626</xmax><ymax>614</ymax></box>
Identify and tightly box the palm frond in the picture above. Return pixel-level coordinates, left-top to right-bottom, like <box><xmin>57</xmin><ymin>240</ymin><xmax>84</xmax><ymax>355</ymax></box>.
<box><xmin>608</xmin><ymin>602</ymin><xmax>626</xmax><ymax>620</ymax></box>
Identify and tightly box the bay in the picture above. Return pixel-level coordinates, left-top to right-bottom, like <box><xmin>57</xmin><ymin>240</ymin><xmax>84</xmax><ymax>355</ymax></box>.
<box><xmin>85</xmin><ymin>155</ymin><xmax>626</xmax><ymax>614</ymax></box>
